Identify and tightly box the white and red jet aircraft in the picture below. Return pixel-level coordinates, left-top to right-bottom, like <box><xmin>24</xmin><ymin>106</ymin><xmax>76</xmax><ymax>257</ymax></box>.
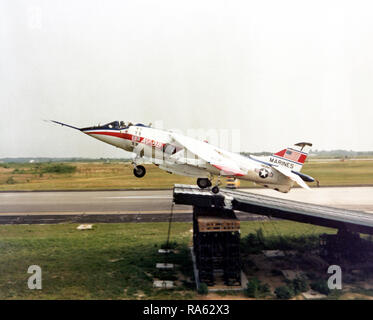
<box><xmin>51</xmin><ymin>120</ymin><xmax>315</xmax><ymax>194</ymax></box>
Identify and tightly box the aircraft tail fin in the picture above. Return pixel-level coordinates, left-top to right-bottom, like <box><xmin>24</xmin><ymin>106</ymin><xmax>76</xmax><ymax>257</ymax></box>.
<box><xmin>271</xmin><ymin>142</ymin><xmax>312</xmax><ymax>172</ymax></box>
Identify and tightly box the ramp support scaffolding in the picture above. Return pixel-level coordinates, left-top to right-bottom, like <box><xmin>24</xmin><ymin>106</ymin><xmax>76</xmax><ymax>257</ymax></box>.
<box><xmin>172</xmin><ymin>184</ymin><xmax>373</xmax><ymax>286</ymax></box>
<box><xmin>192</xmin><ymin>206</ymin><xmax>241</xmax><ymax>286</ymax></box>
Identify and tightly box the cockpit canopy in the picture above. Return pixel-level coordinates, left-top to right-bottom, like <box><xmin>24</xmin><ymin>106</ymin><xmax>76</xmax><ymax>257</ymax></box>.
<box><xmin>81</xmin><ymin>121</ymin><xmax>151</xmax><ymax>131</ymax></box>
<box><xmin>105</xmin><ymin>121</ymin><xmax>126</xmax><ymax>129</ymax></box>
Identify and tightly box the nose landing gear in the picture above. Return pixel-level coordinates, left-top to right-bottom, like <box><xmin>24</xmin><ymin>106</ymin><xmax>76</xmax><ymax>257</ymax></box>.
<box><xmin>133</xmin><ymin>165</ymin><xmax>146</xmax><ymax>178</ymax></box>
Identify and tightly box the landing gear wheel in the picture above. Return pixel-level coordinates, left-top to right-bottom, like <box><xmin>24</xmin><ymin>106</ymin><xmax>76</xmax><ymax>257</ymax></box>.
<box><xmin>133</xmin><ymin>165</ymin><xmax>146</xmax><ymax>178</ymax></box>
<box><xmin>211</xmin><ymin>186</ymin><xmax>220</xmax><ymax>194</ymax></box>
<box><xmin>197</xmin><ymin>178</ymin><xmax>212</xmax><ymax>189</ymax></box>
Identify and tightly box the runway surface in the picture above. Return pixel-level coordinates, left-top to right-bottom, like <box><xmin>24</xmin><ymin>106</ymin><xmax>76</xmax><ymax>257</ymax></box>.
<box><xmin>0</xmin><ymin>190</ymin><xmax>184</xmax><ymax>215</ymax></box>
<box><xmin>0</xmin><ymin>187</ymin><xmax>372</xmax><ymax>224</ymax></box>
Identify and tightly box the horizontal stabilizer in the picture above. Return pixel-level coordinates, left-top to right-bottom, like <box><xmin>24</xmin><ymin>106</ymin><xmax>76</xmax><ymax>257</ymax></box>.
<box><xmin>273</xmin><ymin>166</ymin><xmax>311</xmax><ymax>190</ymax></box>
<box><xmin>292</xmin><ymin>171</ymin><xmax>315</xmax><ymax>182</ymax></box>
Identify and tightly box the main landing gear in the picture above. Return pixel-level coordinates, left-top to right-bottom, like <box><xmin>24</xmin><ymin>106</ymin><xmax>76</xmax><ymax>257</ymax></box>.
<box><xmin>133</xmin><ymin>165</ymin><xmax>146</xmax><ymax>178</ymax></box>
<box><xmin>197</xmin><ymin>178</ymin><xmax>212</xmax><ymax>189</ymax></box>
<box><xmin>196</xmin><ymin>178</ymin><xmax>220</xmax><ymax>194</ymax></box>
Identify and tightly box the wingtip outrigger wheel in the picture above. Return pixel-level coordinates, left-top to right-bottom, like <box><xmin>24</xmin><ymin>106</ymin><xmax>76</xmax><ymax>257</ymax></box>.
<box><xmin>133</xmin><ymin>165</ymin><xmax>146</xmax><ymax>178</ymax></box>
<box><xmin>211</xmin><ymin>186</ymin><xmax>219</xmax><ymax>194</ymax></box>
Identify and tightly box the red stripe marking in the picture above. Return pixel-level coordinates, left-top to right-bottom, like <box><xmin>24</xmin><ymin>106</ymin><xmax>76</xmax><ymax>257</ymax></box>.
<box><xmin>212</xmin><ymin>164</ymin><xmax>245</xmax><ymax>177</ymax></box>
<box><xmin>87</xmin><ymin>131</ymin><xmax>132</xmax><ymax>140</ymax></box>
<box><xmin>87</xmin><ymin>131</ymin><xmax>165</xmax><ymax>149</ymax></box>
<box><xmin>298</xmin><ymin>154</ymin><xmax>307</xmax><ymax>164</ymax></box>
<box><xmin>274</xmin><ymin>149</ymin><xmax>286</xmax><ymax>157</ymax></box>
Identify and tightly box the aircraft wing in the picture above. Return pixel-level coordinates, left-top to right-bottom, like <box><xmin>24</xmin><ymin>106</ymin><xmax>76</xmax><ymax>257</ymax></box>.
<box><xmin>170</xmin><ymin>133</ymin><xmax>246</xmax><ymax>176</ymax></box>
<box><xmin>272</xmin><ymin>166</ymin><xmax>311</xmax><ymax>190</ymax></box>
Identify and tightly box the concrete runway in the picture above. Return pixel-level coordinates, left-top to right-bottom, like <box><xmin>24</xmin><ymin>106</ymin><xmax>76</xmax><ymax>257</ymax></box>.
<box><xmin>0</xmin><ymin>190</ymin><xmax>186</xmax><ymax>215</ymax></box>
<box><xmin>0</xmin><ymin>190</ymin><xmax>191</xmax><ymax>224</ymax></box>
<box><xmin>0</xmin><ymin>186</ymin><xmax>372</xmax><ymax>224</ymax></box>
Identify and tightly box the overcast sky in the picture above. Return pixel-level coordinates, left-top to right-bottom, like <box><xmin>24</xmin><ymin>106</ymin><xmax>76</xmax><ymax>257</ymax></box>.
<box><xmin>1</xmin><ymin>0</ymin><xmax>373</xmax><ymax>158</ymax></box>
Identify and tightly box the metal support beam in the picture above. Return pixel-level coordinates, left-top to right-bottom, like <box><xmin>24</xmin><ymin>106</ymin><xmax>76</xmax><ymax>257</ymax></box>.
<box><xmin>173</xmin><ymin>184</ymin><xmax>373</xmax><ymax>235</ymax></box>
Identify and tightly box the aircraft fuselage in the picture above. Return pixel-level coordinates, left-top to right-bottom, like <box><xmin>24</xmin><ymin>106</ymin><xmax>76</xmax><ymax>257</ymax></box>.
<box><xmin>81</xmin><ymin>123</ymin><xmax>292</xmax><ymax>192</ymax></box>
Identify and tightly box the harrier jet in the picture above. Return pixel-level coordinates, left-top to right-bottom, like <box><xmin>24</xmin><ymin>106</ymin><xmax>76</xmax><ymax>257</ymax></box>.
<box><xmin>50</xmin><ymin>120</ymin><xmax>314</xmax><ymax>194</ymax></box>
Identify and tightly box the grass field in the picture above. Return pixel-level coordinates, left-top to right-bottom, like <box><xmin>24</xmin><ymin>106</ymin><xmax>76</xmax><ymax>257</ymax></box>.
<box><xmin>0</xmin><ymin>159</ymin><xmax>372</xmax><ymax>191</ymax></box>
<box><xmin>0</xmin><ymin>220</ymin><xmax>334</xmax><ymax>300</ymax></box>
